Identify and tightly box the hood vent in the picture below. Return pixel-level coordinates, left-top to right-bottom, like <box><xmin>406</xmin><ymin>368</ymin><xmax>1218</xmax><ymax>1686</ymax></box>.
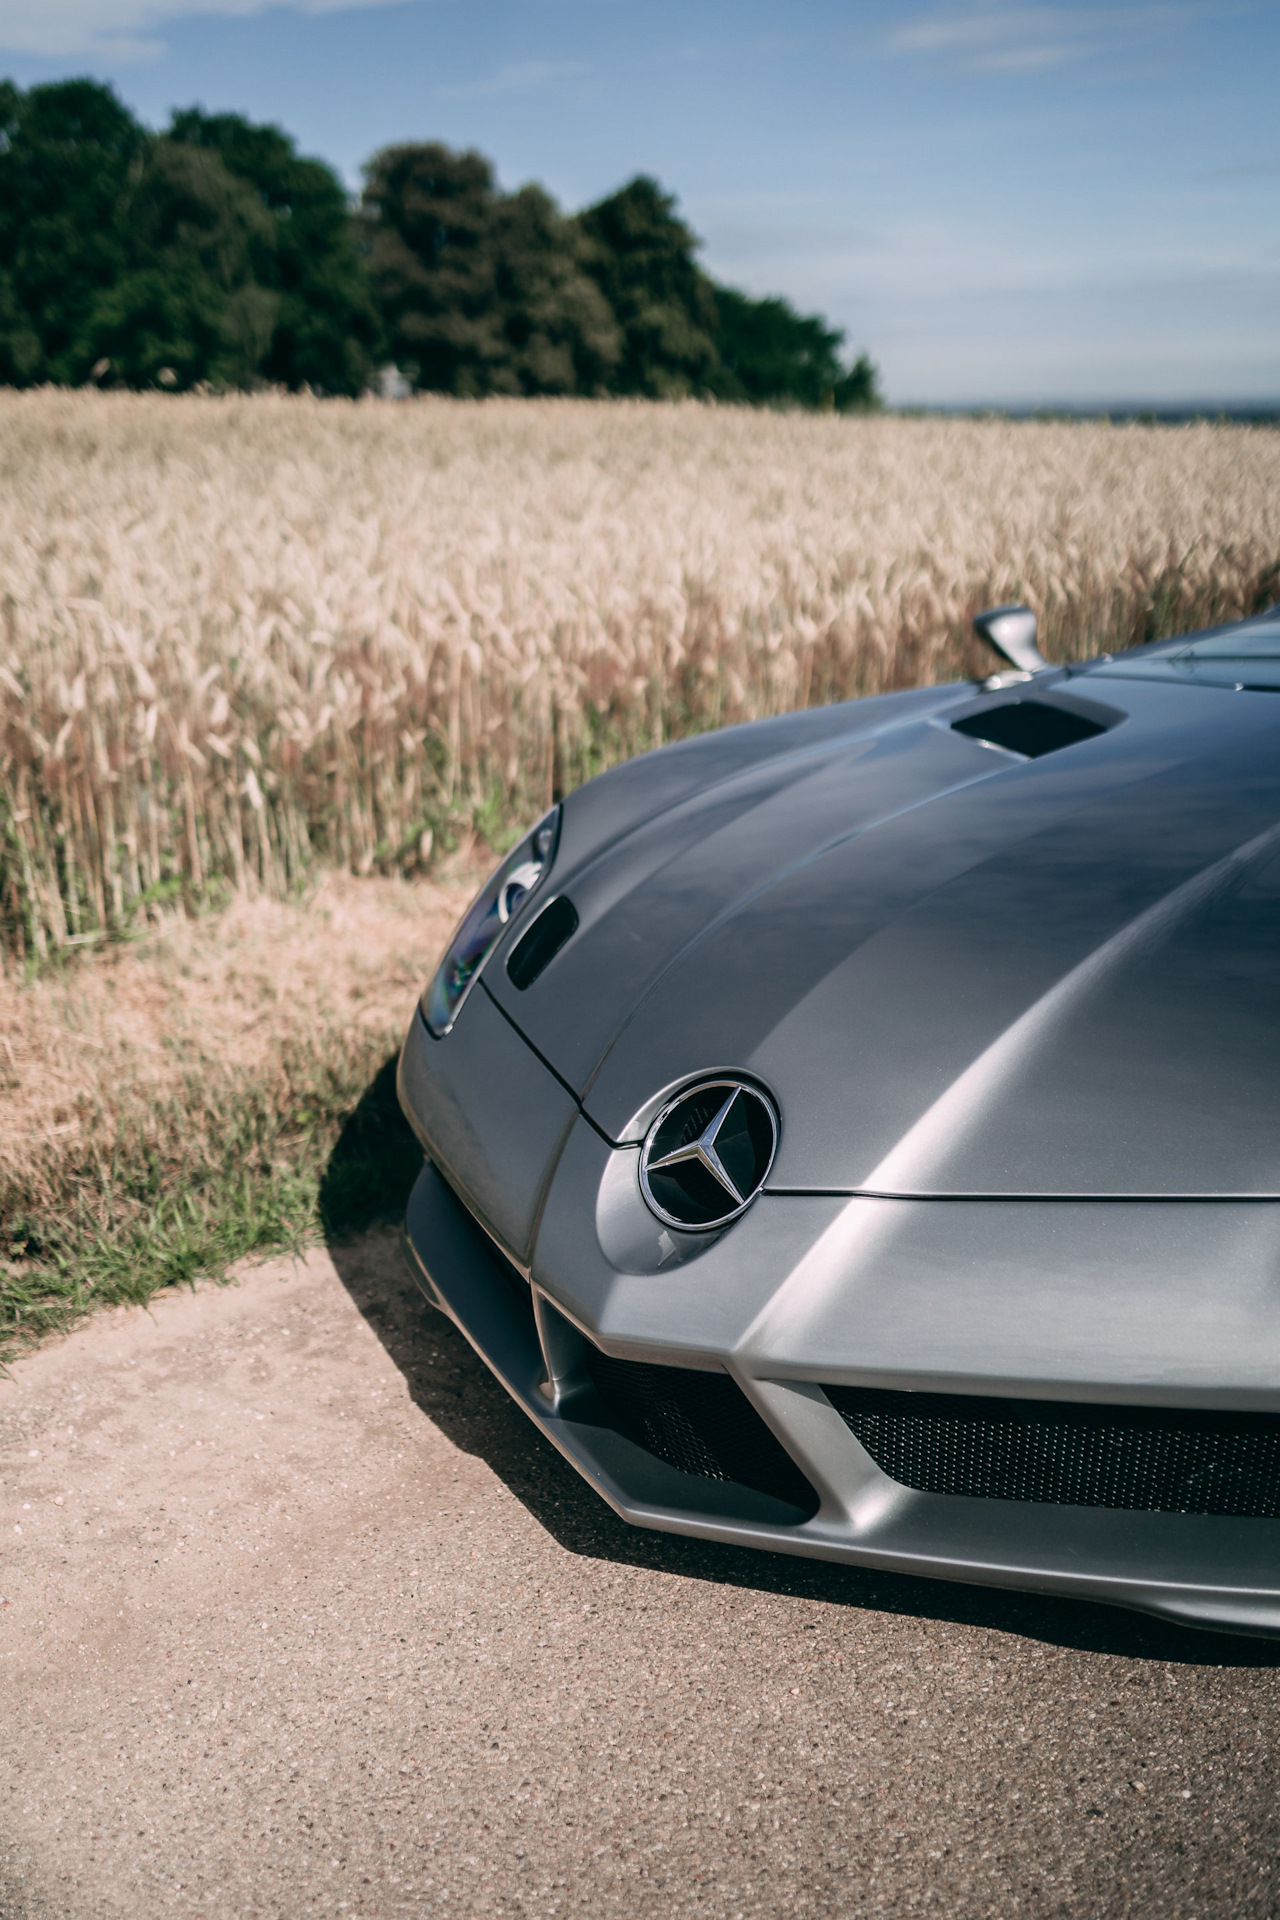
<box><xmin>507</xmin><ymin>894</ymin><xmax>579</xmax><ymax>989</ymax></box>
<box><xmin>952</xmin><ymin>700</ymin><xmax>1107</xmax><ymax>759</ymax></box>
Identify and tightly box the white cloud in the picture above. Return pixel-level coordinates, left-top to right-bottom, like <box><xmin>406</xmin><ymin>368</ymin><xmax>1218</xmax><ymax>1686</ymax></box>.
<box><xmin>885</xmin><ymin>4</ymin><xmax>1204</xmax><ymax>74</ymax></box>
<box><xmin>1193</xmin><ymin>158</ymin><xmax>1280</xmax><ymax>186</ymax></box>
<box><xmin>0</xmin><ymin>0</ymin><xmax>414</xmax><ymax>61</ymax></box>
<box><xmin>436</xmin><ymin>60</ymin><xmax>588</xmax><ymax>101</ymax></box>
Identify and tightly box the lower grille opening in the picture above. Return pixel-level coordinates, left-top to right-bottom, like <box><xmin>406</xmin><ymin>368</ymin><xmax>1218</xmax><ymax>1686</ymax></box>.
<box><xmin>585</xmin><ymin>1346</ymin><xmax>819</xmax><ymax>1519</ymax></box>
<box><xmin>826</xmin><ymin>1385</ymin><xmax>1280</xmax><ymax>1518</ymax></box>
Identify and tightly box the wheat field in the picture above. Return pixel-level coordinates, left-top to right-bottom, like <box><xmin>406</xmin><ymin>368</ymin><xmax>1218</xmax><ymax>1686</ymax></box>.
<box><xmin>2</xmin><ymin>389</ymin><xmax>1278</xmax><ymax>964</ymax></box>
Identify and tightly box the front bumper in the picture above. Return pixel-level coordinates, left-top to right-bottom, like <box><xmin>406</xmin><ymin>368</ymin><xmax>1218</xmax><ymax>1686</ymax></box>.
<box><xmin>402</xmin><ymin>1153</ymin><xmax>1280</xmax><ymax>1641</ymax></box>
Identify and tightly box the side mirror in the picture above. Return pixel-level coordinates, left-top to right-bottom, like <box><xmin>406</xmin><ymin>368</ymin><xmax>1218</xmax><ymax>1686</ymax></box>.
<box><xmin>973</xmin><ymin>604</ymin><xmax>1048</xmax><ymax>674</ymax></box>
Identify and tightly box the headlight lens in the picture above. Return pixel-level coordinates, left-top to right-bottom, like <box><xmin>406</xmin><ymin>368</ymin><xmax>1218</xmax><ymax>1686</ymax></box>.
<box><xmin>422</xmin><ymin>807</ymin><xmax>560</xmax><ymax>1035</ymax></box>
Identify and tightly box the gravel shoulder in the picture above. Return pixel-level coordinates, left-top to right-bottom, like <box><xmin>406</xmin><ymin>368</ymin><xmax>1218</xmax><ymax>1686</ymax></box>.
<box><xmin>3</xmin><ymin>1230</ymin><xmax>1279</xmax><ymax>1918</ymax></box>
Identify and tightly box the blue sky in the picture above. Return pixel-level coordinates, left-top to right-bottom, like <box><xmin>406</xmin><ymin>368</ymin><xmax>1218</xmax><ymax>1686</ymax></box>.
<box><xmin>2</xmin><ymin>1</ymin><xmax>1277</xmax><ymax>406</ymax></box>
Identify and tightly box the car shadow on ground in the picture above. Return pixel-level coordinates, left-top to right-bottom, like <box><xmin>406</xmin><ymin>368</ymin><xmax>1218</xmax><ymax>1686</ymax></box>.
<box><xmin>322</xmin><ymin>1057</ymin><xmax>1280</xmax><ymax>1674</ymax></box>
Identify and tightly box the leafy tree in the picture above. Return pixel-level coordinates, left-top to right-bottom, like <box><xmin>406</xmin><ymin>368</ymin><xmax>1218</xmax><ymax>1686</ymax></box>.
<box><xmin>0</xmin><ymin>253</ymin><xmax>41</xmax><ymax>387</ymax></box>
<box><xmin>832</xmin><ymin>351</ymin><xmax>881</xmax><ymax>412</ymax></box>
<box><xmin>712</xmin><ymin>286</ymin><xmax>846</xmax><ymax>407</ymax></box>
<box><xmin>0</xmin><ymin>81</ymin><xmax>376</xmax><ymax>393</ymax></box>
<box><xmin>168</xmin><ymin>109</ymin><xmax>379</xmax><ymax>394</ymax></box>
<box><xmin>360</xmin><ymin>142</ymin><xmax>510</xmax><ymax>394</ymax></box>
<box><xmin>713</xmin><ymin>288</ymin><xmax>882</xmax><ymax>410</ymax></box>
<box><xmin>575</xmin><ymin>176</ymin><xmax>880</xmax><ymax>409</ymax></box>
<box><xmin>359</xmin><ymin>141</ymin><xmax>617</xmax><ymax>395</ymax></box>
<box><xmin>0</xmin><ymin>79</ymin><xmax>144</xmax><ymax>385</ymax></box>
<box><xmin>0</xmin><ymin>90</ymin><xmax>877</xmax><ymax>408</ymax></box>
<box><xmin>78</xmin><ymin>139</ymin><xmax>280</xmax><ymax>390</ymax></box>
<box><xmin>575</xmin><ymin>176</ymin><xmax>719</xmax><ymax>397</ymax></box>
<box><xmin>486</xmin><ymin>184</ymin><xmax>620</xmax><ymax>394</ymax></box>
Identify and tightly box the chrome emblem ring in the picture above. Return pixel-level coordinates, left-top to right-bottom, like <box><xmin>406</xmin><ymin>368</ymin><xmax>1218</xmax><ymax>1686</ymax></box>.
<box><xmin>639</xmin><ymin>1079</ymin><xmax>779</xmax><ymax>1231</ymax></box>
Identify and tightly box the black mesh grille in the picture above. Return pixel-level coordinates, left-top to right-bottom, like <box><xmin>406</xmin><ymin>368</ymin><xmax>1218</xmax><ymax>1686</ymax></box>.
<box><xmin>825</xmin><ymin>1385</ymin><xmax>1280</xmax><ymax>1518</ymax></box>
<box><xmin>586</xmin><ymin>1347</ymin><xmax>818</xmax><ymax>1517</ymax></box>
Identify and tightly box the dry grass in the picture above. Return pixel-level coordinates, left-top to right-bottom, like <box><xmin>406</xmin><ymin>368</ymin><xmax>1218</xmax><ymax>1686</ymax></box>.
<box><xmin>3</xmin><ymin>390</ymin><xmax>1278</xmax><ymax>964</ymax></box>
<box><xmin>0</xmin><ymin>869</ymin><xmax>469</xmax><ymax>1196</ymax></box>
<box><xmin>4</xmin><ymin>391</ymin><xmax>1279</xmax><ymax>1348</ymax></box>
<box><xmin>0</xmin><ymin>869</ymin><xmax>475</xmax><ymax>1354</ymax></box>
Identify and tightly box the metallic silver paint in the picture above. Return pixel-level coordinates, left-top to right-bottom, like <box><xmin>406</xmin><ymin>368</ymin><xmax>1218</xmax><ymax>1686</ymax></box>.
<box><xmin>401</xmin><ymin>1161</ymin><xmax>1280</xmax><ymax>1639</ymax></box>
<box><xmin>397</xmin><ymin>986</ymin><xmax>576</xmax><ymax>1267</ymax></box>
<box><xmin>398</xmin><ymin>606</ymin><xmax>1280</xmax><ymax>1637</ymax></box>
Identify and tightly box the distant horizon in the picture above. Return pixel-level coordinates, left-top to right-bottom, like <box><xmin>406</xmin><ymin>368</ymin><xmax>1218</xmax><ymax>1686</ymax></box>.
<box><xmin>2</xmin><ymin>0</ymin><xmax>1277</xmax><ymax>407</ymax></box>
<box><xmin>901</xmin><ymin>400</ymin><xmax>1280</xmax><ymax>419</ymax></box>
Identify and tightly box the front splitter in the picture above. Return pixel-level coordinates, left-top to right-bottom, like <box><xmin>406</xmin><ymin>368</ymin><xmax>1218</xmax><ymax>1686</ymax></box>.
<box><xmin>402</xmin><ymin>1161</ymin><xmax>1280</xmax><ymax>1641</ymax></box>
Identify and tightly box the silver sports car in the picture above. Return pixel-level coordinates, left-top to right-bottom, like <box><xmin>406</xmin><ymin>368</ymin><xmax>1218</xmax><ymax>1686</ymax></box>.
<box><xmin>398</xmin><ymin>602</ymin><xmax>1280</xmax><ymax>1639</ymax></box>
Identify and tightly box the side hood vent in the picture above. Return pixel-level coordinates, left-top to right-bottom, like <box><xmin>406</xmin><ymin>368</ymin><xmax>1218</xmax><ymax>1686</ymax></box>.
<box><xmin>952</xmin><ymin>699</ymin><xmax>1107</xmax><ymax>759</ymax></box>
<box><xmin>507</xmin><ymin>895</ymin><xmax>579</xmax><ymax>989</ymax></box>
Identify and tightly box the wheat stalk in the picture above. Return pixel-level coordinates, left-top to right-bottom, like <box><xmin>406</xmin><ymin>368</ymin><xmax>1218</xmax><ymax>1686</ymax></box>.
<box><xmin>2</xmin><ymin>390</ymin><xmax>1277</xmax><ymax>963</ymax></box>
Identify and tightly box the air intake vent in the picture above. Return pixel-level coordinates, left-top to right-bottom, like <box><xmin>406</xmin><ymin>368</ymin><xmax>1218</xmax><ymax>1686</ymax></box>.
<box><xmin>952</xmin><ymin>700</ymin><xmax>1106</xmax><ymax>758</ymax></box>
<box><xmin>825</xmin><ymin>1385</ymin><xmax>1280</xmax><ymax>1517</ymax></box>
<box><xmin>586</xmin><ymin>1345</ymin><xmax>818</xmax><ymax>1518</ymax></box>
<box><xmin>507</xmin><ymin>895</ymin><xmax>578</xmax><ymax>989</ymax></box>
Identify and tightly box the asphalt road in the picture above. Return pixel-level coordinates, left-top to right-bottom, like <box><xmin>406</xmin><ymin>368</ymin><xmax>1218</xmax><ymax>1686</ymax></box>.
<box><xmin>3</xmin><ymin>1231</ymin><xmax>1279</xmax><ymax>1920</ymax></box>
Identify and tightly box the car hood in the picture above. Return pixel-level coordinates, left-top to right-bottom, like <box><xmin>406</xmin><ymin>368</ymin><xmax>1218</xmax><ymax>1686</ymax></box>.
<box><xmin>486</xmin><ymin>675</ymin><xmax>1280</xmax><ymax>1197</ymax></box>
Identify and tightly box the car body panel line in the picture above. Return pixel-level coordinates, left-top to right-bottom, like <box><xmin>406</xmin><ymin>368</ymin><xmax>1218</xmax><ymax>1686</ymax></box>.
<box><xmin>764</xmin><ymin>1189</ymin><xmax>1280</xmax><ymax>1201</ymax></box>
<box><xmin>401</xmin><ymin>1161</ymin><xmax>1280</xmax><ymax>1640</ymax></box>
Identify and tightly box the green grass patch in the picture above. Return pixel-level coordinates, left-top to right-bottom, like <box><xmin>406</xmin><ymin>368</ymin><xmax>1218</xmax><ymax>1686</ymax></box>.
<box><xmin>0</xmin><ymin>1038</ymin><xmax>424</xmax><ymax>1364</ymax></box>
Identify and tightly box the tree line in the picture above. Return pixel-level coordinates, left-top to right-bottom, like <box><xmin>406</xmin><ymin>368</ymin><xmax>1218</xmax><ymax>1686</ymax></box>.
<box><xmin>0</xmin><ymin>78</ymin><xmax>880</xmax><ymax>410</ymax></box>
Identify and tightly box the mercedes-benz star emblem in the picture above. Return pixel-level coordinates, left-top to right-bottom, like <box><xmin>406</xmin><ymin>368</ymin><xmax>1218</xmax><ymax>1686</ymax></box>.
<box><xmin>639</xmin><ymin>1080</ymin><xmax>779</xmax><ymax>1230</ymax></box>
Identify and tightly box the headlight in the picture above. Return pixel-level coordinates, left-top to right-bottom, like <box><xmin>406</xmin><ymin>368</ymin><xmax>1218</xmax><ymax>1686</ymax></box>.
<box><xmin>422</xmin><ymin>806</ymin><xmax>560</xmax><ymax>1036</ymax></box>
